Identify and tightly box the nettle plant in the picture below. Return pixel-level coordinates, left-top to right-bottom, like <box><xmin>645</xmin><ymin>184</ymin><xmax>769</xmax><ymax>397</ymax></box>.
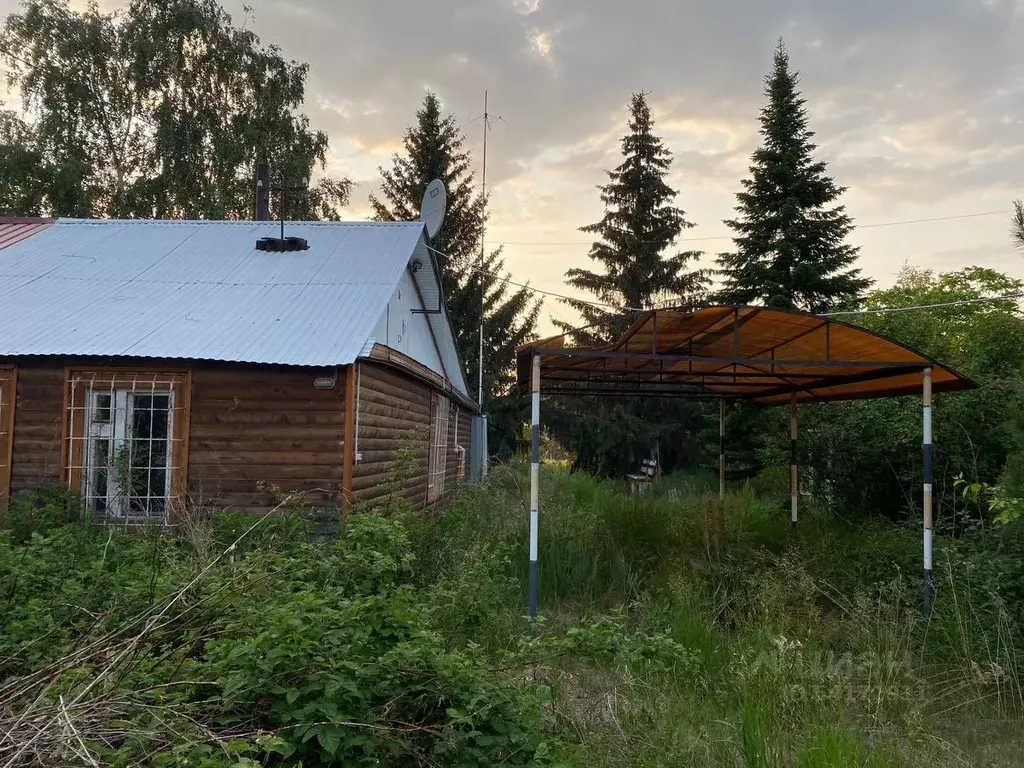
<box><xmin>955</xmin><ymin>475</ymin><xmax>1024</xmax><ymax>525</ymax></box>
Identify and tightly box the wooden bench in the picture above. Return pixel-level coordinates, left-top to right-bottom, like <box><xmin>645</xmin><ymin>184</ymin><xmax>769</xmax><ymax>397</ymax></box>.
<box><xmin>627</xmin><ymin>458</ymin><xmax>659</xmax><ymax>495</ymax></box>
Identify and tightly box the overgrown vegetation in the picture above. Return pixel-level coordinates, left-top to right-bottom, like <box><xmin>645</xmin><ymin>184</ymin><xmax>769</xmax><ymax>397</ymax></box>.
<box><xmin>3</xmin><ymin>465</ymin><xmax>1022</xmax><ymax>766</ymax></box>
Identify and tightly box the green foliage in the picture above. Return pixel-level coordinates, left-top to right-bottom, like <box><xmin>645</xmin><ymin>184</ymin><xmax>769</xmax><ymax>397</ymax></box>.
<box><xmin>0</xmin><ymin>504</ymin><xmax>569</xmax><ymax>766</ymax></box>
<box><xmin>546</xmin><ymin>397</ymin><xmax>705</xmax><ymax>477</ymax></box>
<box><xmin>371</xmin><ymin>92</ymin><xmax>540</xmax><ymax>428</ymax></box>
<box><xmin>414</xmin><ymin>465</ymin><xmax>1023</xmax><ymax>766</ymax></box>
<box><xmin>750</xmin><ymin>266</ymin><xmax>1024</xmax><ymax>525</ymax></box>
<box><xmin>5</xmin><ymin>484</ymin><xmax>82</xmax><ymax>543</ymax></box>
<box><xmin>716</xmin><ymin>40</ymin><xmax>870</xmax><ymax>312</ymax></box>
<box><xmin>0</xmin><ymin>0</ymin><xmax>350</xmax><ymax>218</ymax></box>
<box><xmin>4</xmin><ymin>466</ymin><xmax>1023</xmax><ymax>765</ymax></box>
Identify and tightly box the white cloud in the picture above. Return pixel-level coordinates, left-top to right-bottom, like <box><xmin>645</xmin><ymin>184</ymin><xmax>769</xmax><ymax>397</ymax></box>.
<box><xmin>0</xmin><ymin>0</ymin><xmax>1021</xmax><ymax>333</ymax></box>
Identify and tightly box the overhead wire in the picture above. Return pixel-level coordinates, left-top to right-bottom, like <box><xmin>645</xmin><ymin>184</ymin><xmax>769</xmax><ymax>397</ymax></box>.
<box><xmin>489</xmin><ymin>209</ymin><xmax>1013</xmax><ymax>247</ymax></box>
<box><xmin>425</xmin><ymin>244</ymin><xmax>646</xmax><ymax>313</ymax></box>
<box><xmin>820</xmin><ymin>292</ymin><xmax>1024</xmax><ymax>317</ymax></box>
<box><xmin>427</xmin><ymin>244</ymin><xmax>1024</xmax><ymax>322</ymax></box>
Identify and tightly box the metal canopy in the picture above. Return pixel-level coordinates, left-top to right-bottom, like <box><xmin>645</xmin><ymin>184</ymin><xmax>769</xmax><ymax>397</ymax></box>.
<box><xmin>517</xmin><ymin>305</ymin><xmax>976</xmax><ymax>405</ymax></box>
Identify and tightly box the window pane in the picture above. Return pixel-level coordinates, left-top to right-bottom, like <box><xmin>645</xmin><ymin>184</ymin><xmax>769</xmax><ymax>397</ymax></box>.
<box><xmin>129</xmin><ymin>393</ymin><xmax>170</xmax><ymax>515</ymax></box>
<box><xmin>90</xmin><ymin>439</ymin><xmax>108</xmax><ymax>512</ymax></box>
<box><xmin>92</xmin><ymin>393</ymin><xmax>111</xmax><ymax>423</ymax></box>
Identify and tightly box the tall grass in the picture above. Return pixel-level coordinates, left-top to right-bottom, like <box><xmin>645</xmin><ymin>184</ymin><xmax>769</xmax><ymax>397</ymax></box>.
<box><xmin>416</xmin><ymin>461</ymin><xmax>1024</xmax><ymax>766</ymax></box>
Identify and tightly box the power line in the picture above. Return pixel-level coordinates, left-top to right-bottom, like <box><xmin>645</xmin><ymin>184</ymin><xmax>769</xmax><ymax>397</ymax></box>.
<box><xmin>427</xmin><ymin>244</ymin><xmax>1024</xmax><ymax>320</ymax></box>
<box><xmin>425</xmin><ymin>244</ymin><xmax>644</xmax><ymax>313</ymax></box>
<box><xmin>821</xmin><ymin>292</ymin><xmax>1024</xmax><ymax>317</ymax></box>
<box><xmin>490</xmin><ymin>209</ymin><xmax>1013</xmax><ymax>247</ymax></box>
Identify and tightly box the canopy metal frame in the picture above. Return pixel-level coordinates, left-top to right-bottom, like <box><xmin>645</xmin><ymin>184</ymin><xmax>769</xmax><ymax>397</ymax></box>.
<box><xmin>520</xmin><ymin>305</ymin><xmax>977</xmax><ymax>622</ymax></box>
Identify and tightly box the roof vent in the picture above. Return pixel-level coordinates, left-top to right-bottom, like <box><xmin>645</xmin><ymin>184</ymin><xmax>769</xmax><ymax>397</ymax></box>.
<box><xmin>256</xmin><ymin>235</ymin><xmax>309</xmax><ymax>252</ymax></box>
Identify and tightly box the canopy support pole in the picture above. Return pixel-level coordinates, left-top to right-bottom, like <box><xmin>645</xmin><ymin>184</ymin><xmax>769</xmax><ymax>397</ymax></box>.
<box><xmin>529</xmin><ymin>353</ymin><xmax>541</xmax><ymax>622</ymax></box>
<box><xmin>719</xmin><ymin>399</ymin><xmax>726</xmax><ymax>501</ymax></box>
<box><xmin>790</xmin><ymin>393</ymin><xmax>798</xmax><ymax>538</ymax></box>
<box><xmin>923</xmin><ymin>367</ymin><xmax>934</xmax><ymax>617</ymax></box>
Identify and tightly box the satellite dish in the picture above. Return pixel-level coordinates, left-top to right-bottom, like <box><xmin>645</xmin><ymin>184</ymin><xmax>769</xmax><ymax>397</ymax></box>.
<box><xmin>419</xmin><ymin>179</ymin><xmax>447</xmax><ymax>240</ymax></box>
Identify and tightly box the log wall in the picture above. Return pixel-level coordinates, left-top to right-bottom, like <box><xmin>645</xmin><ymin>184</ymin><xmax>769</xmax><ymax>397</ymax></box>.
<box><xmin>10</xmin><ymin>366</ymin><xmax>64</xmax><ymax>492</ymax></box>
<box><xmin>352</xmin><ymin>361</ymin><xmax>431</xmax><ymax>510</ymax></box>
<box><xmin>351</xmin><ymin>361</ymin><xmax>474</xmax><ymax>511</ymax></box>
<box><xmin>446</xmin><ymin>402</ymin><xmax>473</xmax><ymax>491</ymax></box>
<box><xmin>187</xmin><ymin>367</ymin><xmax>347</xmax><ymax>515</ymax></box>
<box><xmin>2</xmin><ymin>358</ymin><xmax>472</xmax><ymax>518</ymax></box>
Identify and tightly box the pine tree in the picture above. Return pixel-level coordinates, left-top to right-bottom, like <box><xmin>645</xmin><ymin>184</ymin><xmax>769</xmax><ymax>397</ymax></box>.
<box><xmin>716</xmin><ymin>41</ymin><xmax>870</xmax><ymax>313</ymax></box>
<box><xmin>559</xmin><ymin>92</ymin><xmax>706</xmax><ymax>343</ymax></box>
<box><xmin>371</xmin><ymin>93</ymin><xmax>539</xmax><ymax>424</ymax></box>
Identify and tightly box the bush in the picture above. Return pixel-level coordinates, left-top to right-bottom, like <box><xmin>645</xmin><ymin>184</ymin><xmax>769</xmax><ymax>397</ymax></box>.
<box><xmin>0</xmin><ymin>507</ymin><xmax>572</xmax><ymax>766</ymax></box>
<box><xmin>6</xmin><ymin>485</ymin><xmax>84</xmax><ymax>543</ymax></box>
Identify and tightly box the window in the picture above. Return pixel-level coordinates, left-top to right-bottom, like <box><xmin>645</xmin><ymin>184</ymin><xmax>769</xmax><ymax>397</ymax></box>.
<box><xmin>455</xmin><ymin>445</ymin><xmax>467</xmax><ymax>480</ymax></box>
<box><xmin>453</xmin><ymin>406</ymin><xmax>466</xmax><ymax>481</ymax></box>
<box><xmin>0</xmin><ymin>367</ymin><xmax>15</xmax><ymax>506</ymax></box>
<box><xmin>66</xmin><ymin>372</ymin><xmax>188</xmax><ymax>523</ymax></box>
<box><xmin>427</xmin><ymin>392</ymin><xmax>450</xmax><ymax>502</ymax></box>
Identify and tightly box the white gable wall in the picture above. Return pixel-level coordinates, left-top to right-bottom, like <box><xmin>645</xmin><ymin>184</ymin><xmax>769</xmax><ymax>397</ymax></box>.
<box><xmin>369</xmin><ymin>267</ymin><xmax>452</xmax><ymax>382</ymax></box>
<box><xmin>366</xmin><ymin>236</ymin><xmax>470</xmax><ymax>399</ymax></box>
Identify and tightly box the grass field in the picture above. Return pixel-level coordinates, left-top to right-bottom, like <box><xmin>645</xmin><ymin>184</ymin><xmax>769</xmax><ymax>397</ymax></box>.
<box><xmin>416</xmin><ymin>464</ymin><xmax>1024</xmax><ymax>767</ymax></box>
<box><xmin>1</xmin><ymin>466</ymin><xmax>1022</xmax><ymax>766</ymax></box>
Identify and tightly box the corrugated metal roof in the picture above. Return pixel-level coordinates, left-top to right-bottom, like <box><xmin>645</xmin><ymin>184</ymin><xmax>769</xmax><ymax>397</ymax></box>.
<box><xmin>0</xmin><ymin>218</ymin><xmax>427</xmax><ymax>366</ymax></box>
<box><xmin>0</xmin><ymin>218</ymin><xmax>54</xmax><ymax>250</ymax></box>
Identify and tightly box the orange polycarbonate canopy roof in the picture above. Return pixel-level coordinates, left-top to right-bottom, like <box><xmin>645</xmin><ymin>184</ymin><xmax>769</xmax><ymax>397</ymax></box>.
<box><xmin>516</xmin><ymin>305</ymin><xmax>976</xmax><ymax>405</ymax></box>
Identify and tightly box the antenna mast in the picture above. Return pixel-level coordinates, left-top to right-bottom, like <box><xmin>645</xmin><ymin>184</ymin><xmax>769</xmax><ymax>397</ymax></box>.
<box><xmin>477</xmin><ymin>90</ymin><xmax>488</xmax><ymax>409</ymax></box>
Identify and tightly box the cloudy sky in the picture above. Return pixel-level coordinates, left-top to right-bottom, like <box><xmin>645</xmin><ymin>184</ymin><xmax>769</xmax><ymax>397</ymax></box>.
<box><xmin>8</xmin><ymin>0</ymin><xmax>1024</xmax><ymax>332</ymax></box>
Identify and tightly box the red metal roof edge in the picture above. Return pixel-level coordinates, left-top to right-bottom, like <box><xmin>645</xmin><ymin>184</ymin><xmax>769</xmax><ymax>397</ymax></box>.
<box><xmin>0</xmin><ymin>217</ymin><xmax>55</xmax><ymax>250</ymax></box>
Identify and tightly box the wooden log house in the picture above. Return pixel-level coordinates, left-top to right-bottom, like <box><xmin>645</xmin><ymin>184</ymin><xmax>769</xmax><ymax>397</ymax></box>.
<box><xmin>0</xmin><ymin>218</ymin><xmax>478</xmax><ymax>523</ymax></box>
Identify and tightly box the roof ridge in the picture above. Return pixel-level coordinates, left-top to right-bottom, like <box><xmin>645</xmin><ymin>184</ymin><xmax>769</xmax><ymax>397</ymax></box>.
<box><xmin>53</xmin><ymin>218</ymin><xmax>423</xmax><ymax>228</ymax></box>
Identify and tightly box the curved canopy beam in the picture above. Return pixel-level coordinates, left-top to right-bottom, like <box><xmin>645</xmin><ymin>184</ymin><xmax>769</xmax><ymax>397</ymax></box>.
<box><xmin>516</xmin><ymin>305</ymin><xmax>976</xmax><ymax>405</ymax></box>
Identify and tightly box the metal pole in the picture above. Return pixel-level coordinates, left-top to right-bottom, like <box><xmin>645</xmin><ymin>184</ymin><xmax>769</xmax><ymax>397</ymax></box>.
<box><xmin>529</xmin><ymin>353</ymin><xmax>541</xmax><ymax>621</ymax></box>
<box><xmin>477</xmin><ymin>91</ymin><xmax>489</xmax><ymax>478</ymax></box>
<box><xmin>790</xmin><ymin>392</ymin><xmax>798</xmax><ymax>538</ymax></box>
<box><xmin>923</xmin><ymin>367</ymin><xmax>934</xmax><ymax>616</ymax></box>
<box><xmin>719</xmin><ymin>399</ymin><xmax>725</xmax><ymax>501</ymax></box>
<box><xmin>478</xmin><ymin>90</ymin><xmax>487</xmax><ymax>411</ymax></box>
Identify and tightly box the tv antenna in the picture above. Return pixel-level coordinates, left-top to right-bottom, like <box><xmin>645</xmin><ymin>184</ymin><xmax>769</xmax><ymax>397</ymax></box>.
<box><xmin>256</xmin><ymin>167</ymin><xmax>310</xmax><ymax>252</ymax></box>
<box><xmin>471</xmin><ymin>90</ymin><xmax>508</xmax><ymax>408</ymax></box>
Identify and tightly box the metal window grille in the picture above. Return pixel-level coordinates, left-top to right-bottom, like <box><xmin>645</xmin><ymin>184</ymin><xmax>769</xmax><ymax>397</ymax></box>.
<box><xmin>427</xmin><ymin>393</ymin><xmax>450</xmax><ymax>501</ymax></box>
<box><xmin>453</xmin><ymin>405</ymin><xmax>466</xmax><ymax>480</ymax></box>
<box><xmin>456</xmin><ymin>445</ymin><xmax>466</xmax><ymax>480</ymax></box>
<box><xmin>65</xmin><ymin>372</ymin><xmax>186</xmax><ymax>523</ymax></box>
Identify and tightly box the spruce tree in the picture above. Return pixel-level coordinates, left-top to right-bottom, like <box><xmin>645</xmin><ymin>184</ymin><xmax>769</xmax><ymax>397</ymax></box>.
<box><xmin>371</xmin><ymin>93</ymin><xmax>539</xmax><ymax>434</ymax></box>
<box><xmin>551</xmin><ymin>93</ymin><xmax>706</xmax><ymax>476</ymax></box>
<box><xmin>716</xmin><ymin>41</ymin><xmax>870</xmax><ymax>312</ymax></box>
<box><xmin>559</xmin><ymin>92</ymin><xmax>706</xmax><ymax>343</ymax></box>
<box><xmin>1014</xmin><ymin>199</ymin><xmax>1024</xmax><ymax>251</ymax></box>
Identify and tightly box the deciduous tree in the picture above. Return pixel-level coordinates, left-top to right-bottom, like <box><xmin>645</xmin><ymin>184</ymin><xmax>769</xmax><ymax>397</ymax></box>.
<box><xmin>0</xmin><ymin>0</ymin><xmax>349</xmax><ymax>219</ymax></box>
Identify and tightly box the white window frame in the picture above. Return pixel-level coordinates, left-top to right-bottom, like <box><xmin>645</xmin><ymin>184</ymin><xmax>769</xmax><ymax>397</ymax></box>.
<box><xmin>427</xmin><ymin>392</ymin><xmax>450</xmax><ymax>502</ymax></box>
<box><xmin>83</xmin><ymin>386</ymin><xmax>175</xmax><ymax>521</ymax></box>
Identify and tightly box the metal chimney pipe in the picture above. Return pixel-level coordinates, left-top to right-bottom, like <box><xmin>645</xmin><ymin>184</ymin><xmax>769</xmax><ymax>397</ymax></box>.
<box><xmin>255</xmin><ymin>163</ymin><xmax>270</xmax><ymax>221</ymax></box>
